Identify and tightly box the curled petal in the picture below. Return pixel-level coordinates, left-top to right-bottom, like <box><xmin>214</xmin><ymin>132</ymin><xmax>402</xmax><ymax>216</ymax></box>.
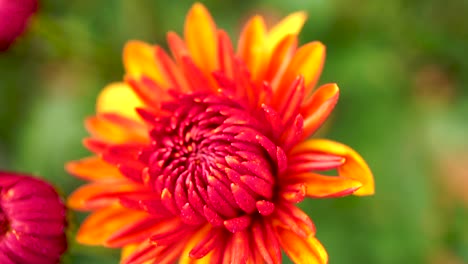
<box><xmin>280</xmin><ymin>183</ymin><xmax>306</xmax><ymax>203</ymax></box>
<box><xmin>96</xmin><ymin>82</ymin><xmax>145</xmax><ymax>120</ymax></box>
<box><xmin>292</xmin><ymin>139</ymin><xmax>375</xmax><ymax>196</ymax></box>
<box><xmin>301</xmin><ymin>83</ymin><xmax>339</xmax><ymax>138</ymax></box>
<box><xmin>276</xmin><ymin>227</ymin><xmax>328</xmax><ymax>264</ymax></box>
<box><xmin>288</xmin><ymin>172</ymin><xmax>363</xmax><ymax>198</ymax></box>
<box><xmin>287</xmin><ymin>152</ymin><xmax>345</xmax><ymax>173</ymax></box>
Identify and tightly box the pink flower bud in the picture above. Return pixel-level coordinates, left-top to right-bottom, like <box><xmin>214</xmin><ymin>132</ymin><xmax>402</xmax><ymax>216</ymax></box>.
<box><xmin>0</xmin><ymin>0</ymin><xmax>38</xmax><ymax>51</ymax></box>
<box><xmin>0</xmin><ymin>171</ymin><xmax>67</xmax><ymax>263</ymax></box>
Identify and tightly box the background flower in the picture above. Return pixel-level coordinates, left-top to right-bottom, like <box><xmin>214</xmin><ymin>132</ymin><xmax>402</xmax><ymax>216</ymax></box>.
<box><xmin>0</xmin><ymin>0</ymin><xmax>38</xmax><ymax>51</ymax></box>
<box><xmin>0</xmin><ymin>171</ymin><xmax>67</xmax><ymax>263</ymax></box>
<box><xmin>0</xmin><ymin>0</ymin><xmax>467</xmax><ymax>264</ymax></box>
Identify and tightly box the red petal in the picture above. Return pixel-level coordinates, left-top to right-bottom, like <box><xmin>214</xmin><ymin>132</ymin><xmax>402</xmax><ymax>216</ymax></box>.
<box><xmin>66</xmin><ymin>156</ymin><xmax>124</xmax><ymax>182</ymax></box>
<box><xmin>276</xmin><ymin>228</ymin><xmax>328</xmax><ymax>264</ymax></box>
<box><xmin>301</xmin><ymin>83</ymin><xmax>340</xmax><ymax>138</ymax></box>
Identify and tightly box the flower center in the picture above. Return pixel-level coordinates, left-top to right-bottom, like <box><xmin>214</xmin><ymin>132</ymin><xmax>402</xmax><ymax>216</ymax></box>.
<box><xmin>144</xmin><ymin>92</ymin><xmax>280</xmax><ymax>229</ymax></box>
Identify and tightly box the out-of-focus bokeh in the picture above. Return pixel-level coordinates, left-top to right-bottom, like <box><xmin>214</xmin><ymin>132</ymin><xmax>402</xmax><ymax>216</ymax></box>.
<box><xmin>0</xmin><ymin>0</ymin><xmax>467</xmax><ymax>263</ymax></box>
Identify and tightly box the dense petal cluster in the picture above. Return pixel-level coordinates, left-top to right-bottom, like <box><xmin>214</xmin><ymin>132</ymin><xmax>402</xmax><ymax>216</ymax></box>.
<box><xmin>0</xmin><ymin>0</ymin><xmax>38</xmax><ymax>51</ymax></box>
<box><xmin>0</xmin><ymin>171</ymin><xmax>67</xmax><ymax>263</ymax></box>
<box><xmin>67</xmin><ymin>3</ymin><xmax>374</xmax><ymax>264</ymax></box>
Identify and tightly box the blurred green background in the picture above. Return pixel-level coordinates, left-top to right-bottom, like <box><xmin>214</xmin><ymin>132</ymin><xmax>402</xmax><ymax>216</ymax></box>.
<box><xmin>1</xmin><ymin>0</ymin><xmax>467</xmax><ymax>263</ymax></box>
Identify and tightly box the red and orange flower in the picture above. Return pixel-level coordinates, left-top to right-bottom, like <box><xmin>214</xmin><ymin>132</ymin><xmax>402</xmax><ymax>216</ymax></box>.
<box><xmin>67</xmin><ymin>3</ymin><xmax>374</xmax><ymax>263</ymax></box>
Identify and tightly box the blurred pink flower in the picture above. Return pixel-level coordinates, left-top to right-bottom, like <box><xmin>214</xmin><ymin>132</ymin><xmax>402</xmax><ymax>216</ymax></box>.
<box><xmin>0</xmin><ymin>171</ymin><xmax>67</xmax><ymax>263</ymax></box>
<box><xmin>0</xmin><ymin>0</ymin><xmax>38</xmax><ymax>51</ymax></box>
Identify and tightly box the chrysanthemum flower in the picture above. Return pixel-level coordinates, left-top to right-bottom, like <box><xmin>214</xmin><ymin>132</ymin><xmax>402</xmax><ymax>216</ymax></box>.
<box><xmin>0</xmin><ymin>0</ymin><xmax>38</xmax><ymax>51</ymax></box>
<box><xmin>67</xmin><ymin>3</ymin><xmax>374</xmax><ymax>263</ymax></box>
<box><xmin>0</xmin><ymin>171</ymin><xmax>67</xmax><ymax>263</ymax></box>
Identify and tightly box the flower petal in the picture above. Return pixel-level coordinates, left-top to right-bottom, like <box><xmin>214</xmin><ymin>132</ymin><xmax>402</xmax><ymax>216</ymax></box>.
<box><xmin>223</xmin><ymin>230</ymin><xmax>251</xmax><ymax>264</ymax></box>
<box><xmin>301</xmin><ymin>83</ymin><xmax>340</xmax><ymax>138</ymax></box>
<box><xmin>68</xmin><ymin>181</ymin><xmax>142</xmax><ymax>210</ymax></box>
<box><xmin>123</xmin><ymin>41</ymin><xmax>168</xmax><ymax>86</ymax></box>
<box><xmin>121</xmin><ymin>244</ymin><xmax>139</xmax><ymax>263</ymax></box>
<box><xmin>252</xmin><ymin>220</ymin><xmax>281</xmax><ymax>264</ymax></box>
<box><xmin>264</xmin><ymin>34</ymin><xmax>297</xmax><ymax>83</ymax></box>
<box><xmin>154</xmin><ymin>47</ymin><xmax>190</xmax><ymax>92</ymax></box>
<box><xmin>217</xmin><ymin>30</ymin><xmax>236</xmax><ymax>80</ymax></box>
<box><xmin>167</xmin><ymin>31</ymin><xmax>190</xmax><ymax>65</ymax></box>
<box><xmin>276</xmin><ymin>228</ymin><xmax>328</xmax><ymax>264</ymax></box>
<box><xmin>180</xmin><ymin>225</ymin><xmax>216</xmax><ymax>262</ymax></box>
<box><xmin>292</xmin><ymin>139</ymin><xmax>375</xmax><ymax>196</ymax></box>
<box><xmin>272</xmin><ymin>41</ymin><xmax>325</xmax><ymax>105</ymax></box>
<box><xmin>106</xmin><ymin>218</ymin><xmax>165</xmax><ymax>247</ymax></box>
<box><xmin>65</xmin><ymin>156</ymin><xmax>124</xmax><ymax>181</ymax></box>
<box><xmin>121</xmin><ymin>240</ymin><xmax>182</xmax><ymax>264</ymax></box>
<box><xmin>184</xmin><ymin>3</ymin><xmax>218</xmax><ymax>74</ymax></box>
<box><xmin>76</xmin><ymin>206</ymin><xmax>148</xmax><ymax>246</ymax></box>
<box><xmin>121</xmin><ymin>241</ymin><xmax>161</xmax><ymax>264</ymax></box>
<box><xmin>266</xmin><ymin>11</ymin><xmax>307</xmax><ymax>52</ymax></box>
<box><xmin>237</xmin><ymin>15</ymin><xmax>267</xmax><ymax>82</ymax></box>
<box><xmin>273</xmin><ymin>203</ymin><xmax>315</xmax><ymax>238</ymax></box>
<box><xmin>85</xmin><ymin>113</ymin><xmax>149</xmax><ymax>144</ymax></box>
<box><xmin>288</xmin><ymin>172</ymin><xmax>363</xmax><ymax>198</ymax></box>
<box><xmin>180</xmin><ymin>56</ymin><xmax>214</xmax><ymax>92</ymax></box>
<box><xmin>96</xmin><ymin>82</ymin><xmax>145</xmax><ymax>120</ymax></box>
